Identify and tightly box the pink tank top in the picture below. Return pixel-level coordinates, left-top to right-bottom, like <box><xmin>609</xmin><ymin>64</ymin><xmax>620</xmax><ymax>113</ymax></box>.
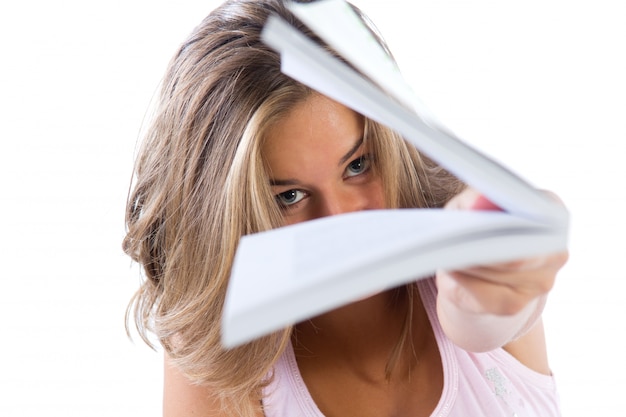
<box><xmin>262</xmin><ymin>278</ymin><xmax>561</xmax><ymax>416</ymax></box>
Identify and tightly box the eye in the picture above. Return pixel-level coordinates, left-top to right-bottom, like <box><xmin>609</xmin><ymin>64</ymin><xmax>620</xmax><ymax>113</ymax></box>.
<box><xmin>276</xmin><ymin>189</ymin><xmax>307</xmax><ymax>207</ymax></box>
<box><xmin>345</xmin><ymin>155</ymin><xmax>371</xmax><ymax>178</ymax></box>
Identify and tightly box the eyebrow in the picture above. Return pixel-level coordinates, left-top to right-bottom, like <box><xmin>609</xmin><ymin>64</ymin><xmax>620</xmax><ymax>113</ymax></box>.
<box><xmin>269</xmin><ymin>178</ymin><xmax>299</xmax><ymax>187</ymax></box>
<box><xmin>338</xmin><ymin>136</ymin><xmax>364</xmax><ymax>166</ymax></box>
<box><xmin>269</xmin><ymin>136</ymin><xmax>365</xmax><ymax>187</ymax></box>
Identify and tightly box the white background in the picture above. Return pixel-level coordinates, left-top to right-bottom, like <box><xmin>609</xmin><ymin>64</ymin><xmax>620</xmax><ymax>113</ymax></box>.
<box><xmin>1</xmin><ymin>0</ymin><xmax>624</xmax><ymax>415</ymax></box>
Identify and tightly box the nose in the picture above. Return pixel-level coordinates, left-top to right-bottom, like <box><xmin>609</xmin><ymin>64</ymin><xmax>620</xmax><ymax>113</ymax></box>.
<box><xmin>314</xmin><ymin>187</ymin><xmax>369</xmax><ymax>219</ymax></box>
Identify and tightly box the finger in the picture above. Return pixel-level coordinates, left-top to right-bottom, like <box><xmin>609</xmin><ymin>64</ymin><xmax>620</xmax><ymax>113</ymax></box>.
<box><xmin>444</xmin><ymin>187</ymin><xmax>480</xmax><ymax>210</ymax></box>
<box><xmin>445</xmin><ymin>187</ymin><xmax>501</xmax><ymax>211</ymax></box>
<box><xmin>470</xmin><ymin>194</ymin><xmax>501</xmax><ymax>211</ymax></box>
<box><xmin>452</xmin><ymin>265</ymin><xmax>557</xmax><ymax>297</ymax></box>
<box><xmin>438</xmin><ymin>269</ymin><xmax>544</xmax><ymax>316</ymax></box>
<box><xmin>458</xmin><ymin>250</ymin><xmax>568</xmax><ymax>279</ymax></box>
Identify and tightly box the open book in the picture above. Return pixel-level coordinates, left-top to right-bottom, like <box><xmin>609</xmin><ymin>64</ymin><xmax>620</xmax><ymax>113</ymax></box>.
<box><xmin>221</xmin><ymin>0</ymin><xmax>569</xmax><ymax>348</ymax></box>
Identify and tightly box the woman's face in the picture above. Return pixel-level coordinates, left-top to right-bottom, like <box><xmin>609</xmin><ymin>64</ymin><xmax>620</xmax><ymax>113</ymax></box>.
<box><xmin>262</xmin><ymin>93</ymin><xmax>385</xmax><ymax>225</ymax></box>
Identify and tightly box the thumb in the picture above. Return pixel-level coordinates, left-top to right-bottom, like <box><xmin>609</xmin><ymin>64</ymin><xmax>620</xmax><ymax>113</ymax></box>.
<box><xmin>470</xmin><ymin>194</ymin><xmax>501</xmax><ymax>211</ymax></box>
<box><xmin>445</xmin><ymin>187</ymin><xmax>502</xmax><ymax>211</ymax></box>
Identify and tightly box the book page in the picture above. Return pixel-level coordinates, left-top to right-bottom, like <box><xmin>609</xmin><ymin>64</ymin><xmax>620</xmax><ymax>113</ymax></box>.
<box><xmin>222</xmin><ymin>1</ymin><xmax>571</xmax><ymax>348</ymax></box>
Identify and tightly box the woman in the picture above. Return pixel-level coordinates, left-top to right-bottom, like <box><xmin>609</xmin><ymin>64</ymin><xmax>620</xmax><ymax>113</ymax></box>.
<box><xmin>123</xmin><ymin>1</ymin><xmax>568</xmax><ymax>416</ymax></box>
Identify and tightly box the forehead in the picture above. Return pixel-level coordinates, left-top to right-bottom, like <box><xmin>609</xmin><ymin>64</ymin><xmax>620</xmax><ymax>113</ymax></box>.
<box><xmin>261</xmin><ymin>94</ymin><xmax>364</xmax><ymax>176</ymax></box>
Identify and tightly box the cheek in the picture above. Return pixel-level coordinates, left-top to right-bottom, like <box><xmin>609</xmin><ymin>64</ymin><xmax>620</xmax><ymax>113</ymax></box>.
<box><xmin>367</xmin><ymin>179</ymin><xmax>386</xmax><ymax>209</ymax></box>
<box><xmin>283</xmin><ymin>214</ymin><xmax>305</xmax><ymax>227</ymax></box>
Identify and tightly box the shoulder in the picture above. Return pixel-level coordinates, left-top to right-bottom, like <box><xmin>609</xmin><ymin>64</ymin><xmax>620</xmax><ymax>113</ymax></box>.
<box><xmin>163</xmin><ymin>354</ymin><xmax>264</xmax><ymax>417</ymax></box>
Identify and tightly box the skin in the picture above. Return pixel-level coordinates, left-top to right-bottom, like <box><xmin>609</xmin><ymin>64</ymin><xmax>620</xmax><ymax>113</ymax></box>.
<box><xmin>262</xmin><ymin>93</ymin><xmax>385</xmax><ymax>225</ymax></box>
<box><xmin>163</xmin><ymin>93</ymin><xmax>568</xmax><ymax>417</ymax></box>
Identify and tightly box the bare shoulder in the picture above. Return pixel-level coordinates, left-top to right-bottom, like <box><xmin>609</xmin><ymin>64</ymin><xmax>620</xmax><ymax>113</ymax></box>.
<box><xmin>503</xmin><ymin>318</ymin><xmax>552</xmax><ymax>376</ymax></box>
<box><xmin>163</xmin><ymin>354</ymin><xmax>263</xmax><ymax>417</ymax></box>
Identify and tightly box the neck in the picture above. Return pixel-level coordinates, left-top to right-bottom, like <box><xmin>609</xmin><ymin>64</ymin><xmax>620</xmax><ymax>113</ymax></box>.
<box><xmin>292</xmin><ymin>286</ymin><xmax>430</xmax><ymax>382</ymax></box>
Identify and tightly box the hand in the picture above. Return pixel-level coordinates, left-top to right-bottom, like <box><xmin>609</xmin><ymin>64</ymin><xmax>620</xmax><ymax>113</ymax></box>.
<box><xmin>436</xmin><ymin>188</ymin><xmax>569</xmax><ymax>317</ymax></box>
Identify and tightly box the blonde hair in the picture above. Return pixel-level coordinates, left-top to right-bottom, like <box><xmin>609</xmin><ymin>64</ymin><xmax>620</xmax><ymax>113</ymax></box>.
<box><xmin>123</xmin><ymin>0</ymin><xmax>462</xmax><ymax>414</ymax></box>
